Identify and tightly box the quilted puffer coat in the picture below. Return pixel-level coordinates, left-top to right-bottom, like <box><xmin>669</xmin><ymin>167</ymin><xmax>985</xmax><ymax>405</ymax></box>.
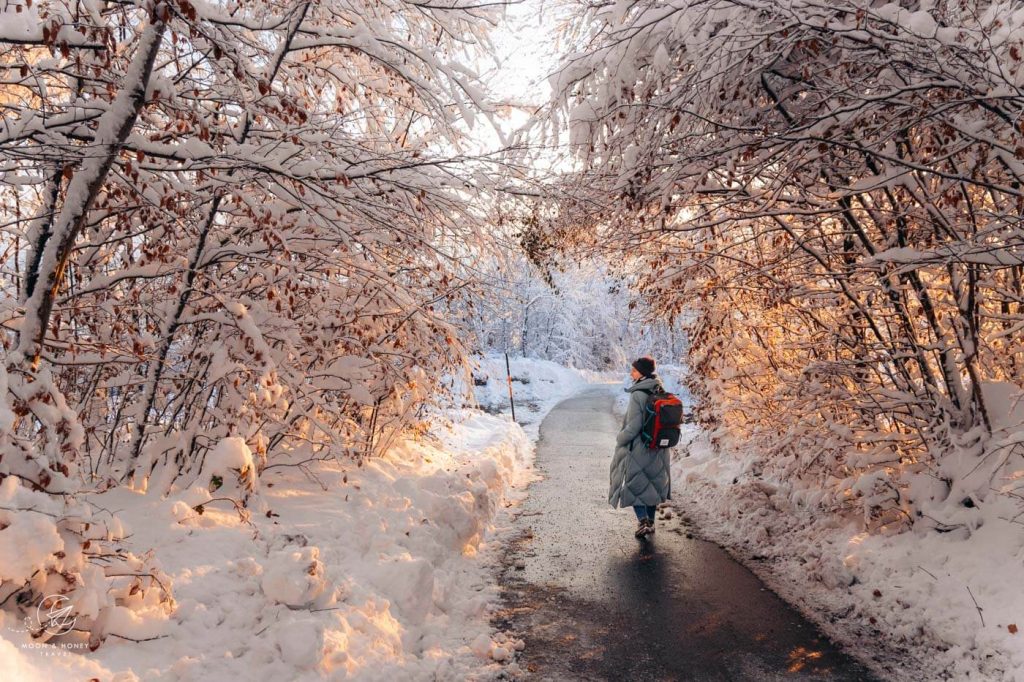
<box><xmin>608</xmin><ymin>375</ymin><xmax>672</xmax><ymax>508</ymax></box>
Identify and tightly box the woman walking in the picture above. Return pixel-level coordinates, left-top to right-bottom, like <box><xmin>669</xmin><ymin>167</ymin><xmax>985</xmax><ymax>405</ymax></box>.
<box><xmin>609</xmin><ymin>356</ymin><xmax>672</xmax><ymax>538</ymax></box>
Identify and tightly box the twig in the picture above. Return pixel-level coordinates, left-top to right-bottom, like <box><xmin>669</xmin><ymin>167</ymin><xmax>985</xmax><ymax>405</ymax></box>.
<box><xmin>202</xmin><ymin>496</ymin><xmax>254</xmax><ymax>525</ymax></box>
<box><xmin>967</xmin><ymin>585</ymin><xmax>985</xmax><ymax>626</ymax></box>
<box><xmin>105</xmin><ymin>571</ymin><xmax>171</xmax><ymax>596</ymax></box>
<box><xmin>262</xmin><ymin>456</ymin><xmax>329</xmax><ymax>471</ymax></box>
<box><xmin>254</xmin><ymin>610</ymin><xmax>280</xmax><ymax>637</ymax></box>
<box><xmin>106</xmin><ymin>632</ymin><xmax>168</xmax><ymax>643</ymax></box>
<box><xmin>0</xmin><ymin>504</ymin><xmax>60</xmax><ymax>518</ymax></box>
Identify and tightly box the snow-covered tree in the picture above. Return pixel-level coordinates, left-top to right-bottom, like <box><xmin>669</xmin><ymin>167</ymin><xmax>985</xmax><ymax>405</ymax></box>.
<box><xmin>462</xmin><ymin>204</ymin><xmax>686</xmax><ymax>370</ymax></box>
<box><xmin>547</xmin><ymin>0</ymin><xmax>1024</xmax><ymax>530</ymax></box>
<box><xmin>0</xmin><ymin>0</ymin><xmax>500</xmax><ymax>643</ymax></box>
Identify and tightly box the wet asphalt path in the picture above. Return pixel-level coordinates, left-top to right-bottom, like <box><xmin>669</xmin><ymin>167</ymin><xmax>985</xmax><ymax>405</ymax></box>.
<box><xmin>496</xmin><ymin>387</ymin><xmax>877</xmax><ymax>681</ymax></box>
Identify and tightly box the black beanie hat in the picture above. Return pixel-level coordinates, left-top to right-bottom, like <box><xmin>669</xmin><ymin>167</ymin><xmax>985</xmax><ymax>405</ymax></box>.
<box><xmin>632</xmin><ymin>356</ymin><xmax>655</xmax><ymax>377</ymax></box>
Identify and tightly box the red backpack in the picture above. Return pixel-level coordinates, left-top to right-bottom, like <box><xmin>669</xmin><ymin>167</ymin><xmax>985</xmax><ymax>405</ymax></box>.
<box><xmin>638</xmin><ymin>388</ymin><xmax>684</xmax><ymax>449</ymax></box>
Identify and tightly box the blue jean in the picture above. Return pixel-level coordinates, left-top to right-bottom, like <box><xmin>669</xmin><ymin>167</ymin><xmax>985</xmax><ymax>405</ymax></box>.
<box><xmin>633</xmin><ymin>505</ymin><xmax>658</xmax><ymax>522</ymax></box>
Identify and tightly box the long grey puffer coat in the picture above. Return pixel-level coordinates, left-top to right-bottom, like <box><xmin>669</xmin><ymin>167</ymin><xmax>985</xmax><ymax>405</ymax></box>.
<box><xmin>609</xmin><ymin>375</ymin><xmax>672</xmax><ymax>508</ymax></box>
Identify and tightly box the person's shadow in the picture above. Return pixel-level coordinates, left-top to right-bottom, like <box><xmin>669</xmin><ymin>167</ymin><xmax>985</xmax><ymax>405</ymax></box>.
<box><xmin>611</xmin><ymin>539</ymin><xmax>670</xmax><ymax>616</ymax></box>
<box><xmin>603</xmin><ymin>538</ymin><xmax>738</xmax><ymax>680</ymax></box>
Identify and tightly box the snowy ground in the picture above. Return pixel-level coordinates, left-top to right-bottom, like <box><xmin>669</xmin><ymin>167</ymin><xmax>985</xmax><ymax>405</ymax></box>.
<box><xmin>1</xmin><ymin>357</ymin><xmax>595</xmax><ymax>681</ymax></box>
<box><xmin>672</xmin><ymin>427</ymin><xmax>1024</xmax><ymax>682</ymax></box>
<box><xmin>469</xmin><ymin>353</ymin><xmax>598</xmax><ymax>439</ymax></box>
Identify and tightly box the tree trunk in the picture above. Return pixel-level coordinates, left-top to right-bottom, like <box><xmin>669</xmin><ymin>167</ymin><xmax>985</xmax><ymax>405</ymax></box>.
<box><xmin>15</xmin><ymin>8</ymin><xmax>168</xmax><ymax>370</ymax></box>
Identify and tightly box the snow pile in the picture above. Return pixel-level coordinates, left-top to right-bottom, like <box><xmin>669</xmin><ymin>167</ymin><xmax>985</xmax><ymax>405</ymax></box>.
<box><xmin>0</xmin><ymin>481</ymin><xmax>63</xmax><ymax>583</ymax></box>
<box><xmin>261</xmin><ymin>547</ymin><xmax>330</xmax><ymax>609</ymax></box>
<box><xmin>200</xmin><ymin>435</ymin><xmax>258</xmax><ymax>501</ymax></box>
<box><xmin>0</xmin><ymin>476</ymin><xmax>174</xmax><ymax>654</ymax></box>
<box><xmin>672</xmin><ymin>422</ymin><xmax>1024</xmax><ymax>681</ymax></box>
<box><xmin>0</xmin><ymin>410</ymin><xmax>541</xmax><ymax>681</ymax></box>
<box><xmin>470</xmin><ymin>630</ymin><xmax>524</xmax><ymax>662</ymax></box>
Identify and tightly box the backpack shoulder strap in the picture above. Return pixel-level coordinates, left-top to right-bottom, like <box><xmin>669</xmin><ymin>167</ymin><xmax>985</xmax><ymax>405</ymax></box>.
<box><xmin>636</xmin><ymin>387</ymin><xmax>667</xmax><ymax>398</ymax></box>
<box><xmin>635</xmin><ymin>388</ymin><xmax>657</xmax><ymax>404</ymax></box>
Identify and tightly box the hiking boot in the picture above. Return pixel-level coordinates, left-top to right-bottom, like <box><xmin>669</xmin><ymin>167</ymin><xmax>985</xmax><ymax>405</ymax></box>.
<box><xmin>635</xmin><ymin>518</ymin><xmax>654</xmax><ymax>538</ymax></box>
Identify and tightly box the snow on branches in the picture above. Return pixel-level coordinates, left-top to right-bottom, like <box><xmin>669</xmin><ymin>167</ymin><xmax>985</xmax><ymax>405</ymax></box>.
<box><xmin>0</xmin><ymin>0</ymin><xmax>499</xmax><ymax>643</ymax></box>
<box><xmin>548</xmin><ymin>0</ymin><xmax>1024</xmax><ymax>531</ymax></box>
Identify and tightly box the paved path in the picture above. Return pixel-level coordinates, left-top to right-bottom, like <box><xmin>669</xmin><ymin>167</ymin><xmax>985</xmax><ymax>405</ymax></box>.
<box><xmin>496</xmin><ymin>387</ymin><xmax>876</xmax><ymax>681</ymax></box>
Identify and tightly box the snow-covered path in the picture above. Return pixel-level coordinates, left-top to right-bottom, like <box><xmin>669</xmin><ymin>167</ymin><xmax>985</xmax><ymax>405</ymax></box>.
<box><xmin>496</xmin><ymin>387</ymin><xmax>874</xmax><ymax>680</ymax></box>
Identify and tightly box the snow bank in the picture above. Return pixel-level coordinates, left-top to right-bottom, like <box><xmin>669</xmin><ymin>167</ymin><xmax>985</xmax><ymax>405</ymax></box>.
<box><xmin>0</xmin><ymin>409</ymin><xmax>541</xmax><ymax>681</ymax></box>
<box><xmin>671</xmin><ymin>427</ymin><xmax>1024</xmax><ymax>681</ymax></box>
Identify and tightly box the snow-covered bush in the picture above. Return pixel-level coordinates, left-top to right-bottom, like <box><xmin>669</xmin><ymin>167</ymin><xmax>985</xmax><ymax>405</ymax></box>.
<box><xmin>1</xmin><ymin>0</ymin><xmax>500</xmax><ymax>487</ymax></box>
<box><xmin>200</xmin><ymin>436</ymin><xmax>258</xmax><ymax>504</ymax></box>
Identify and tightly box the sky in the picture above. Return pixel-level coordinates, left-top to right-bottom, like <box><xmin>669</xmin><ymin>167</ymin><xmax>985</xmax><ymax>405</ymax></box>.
<box><xmin>486</xmin><ymin>0</ymin><xmax>560</xmax><ymax>106</ymax></box>
<box><xmin>473</xmin><ymin>0</ymin><xmax>564</xmax><ymax>150</ymax></box>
